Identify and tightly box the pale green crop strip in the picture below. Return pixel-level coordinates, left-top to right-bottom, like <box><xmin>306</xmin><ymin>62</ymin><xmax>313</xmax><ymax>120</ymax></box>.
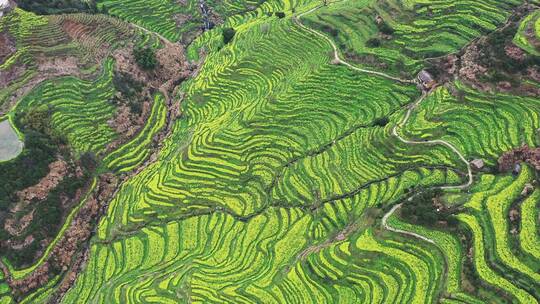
<box><xmin>0</xmin><ymin>0</ymin><xmax>529</xmax><ymax>303</ymax></box>
<box><xmin>513</xmin><ymin>11</ymin><xmax>540</xmax><ymax>56</ymax></box>
<box><xmin>458</xmin><ymin>213</ymin><xmax>536</xmax><ymax>304</ymax></box>
<box><xmin>520</xmin><ymin>189</ymin><xmax>540</xmax><ymax>260</ymax></box>
<box><xmin>102</xmin><ymin>93</ymin><xmax>167</xmax><ymax>173</ymax></box>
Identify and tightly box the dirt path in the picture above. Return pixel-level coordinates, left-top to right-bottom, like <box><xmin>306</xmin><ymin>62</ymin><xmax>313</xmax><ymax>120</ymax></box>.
<box><xmin>294</xmin><ymin>4</ymin><xmax>474</xmax><ymax>246</ymax></box>
<box><xmin>391</xmin><ymin>90</ymin><xmax>473</xmax><ymax>190</ymax></box>
<box><xmin>129</xmin><ymin>22</ymin><xmax>172</xmax><ymax>46</ymax></box>
<box><xmin>294</xmin><ymin>5</ymin><xmax>414</xmax><ymax>84</ymax></box>
<box><xmin>381</xmin><ymin>203</ymin><xmax>435</xmax><ymax>244</ymax></box>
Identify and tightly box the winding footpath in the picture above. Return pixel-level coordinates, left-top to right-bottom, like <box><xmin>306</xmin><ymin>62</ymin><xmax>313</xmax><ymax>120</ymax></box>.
<box><xmin>294</xmin><ymin>6</ymin><xmax>414</xmax><ymax>84</ymax></box>
<box><xmin>130</xmin><ymin>22</ymin><xmax>172</xmax><ymax>45</ymax></box>
<box><xmin>295</xmin><ymin>4</ymin><xmax>474</xmax><ymax>243</ymax></box>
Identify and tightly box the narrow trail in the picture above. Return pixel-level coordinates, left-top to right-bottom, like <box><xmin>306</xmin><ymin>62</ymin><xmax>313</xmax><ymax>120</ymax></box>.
<box><xmin>130</xmin><ymin>22</ymin><xmax>172</xmax><ymax>45</ymax></box>
<box><xmin>391</xmin><ymin>90</ymin><xmax>474</xmax><ymax>190</ymax></box>
<box><xmin>294</xmin><ymin>5</ymin><xmax>414</xmax><ymax>84</ymax></box>
<box><xmin>294</xmin><ymin>4</ymin><xmax>474</xmax><ymax>245</ymax></box>
<box><xmin>381</xmin><ymin>203</ymin><xmax>435</xmax><ymax>244</ymax></box>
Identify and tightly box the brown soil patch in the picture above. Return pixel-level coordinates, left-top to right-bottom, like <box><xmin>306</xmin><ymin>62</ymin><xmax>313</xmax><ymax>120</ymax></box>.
<box><xmin>173</xmin><ymin>13</ymin><xmax>192</xmax><ymax>27</ymax></box>
<box><xmin>17</xmin><ymin>159</ymin><xmax>68</xmax><ymax>203</ymax></box>
<box><xmin>107</xmin><ymin>101</ymin><xmax>151</xmax><ymax>149</ymax></box>
<box><xmin>499</xmin><ymin>145</ymin><xmax>540</xmax><ymax>172</ymax></box>
<box><xmin>4</xmin><ymin>210</ymin><xmax>34</xmax><ymax>237</ymax></box>
<box><xmin>0</xmin><ymin>63</ymin><xmax>26</xmax><ymax>87</ymax></box>
<box><xmin>61</xmin><ymin>19</ymin><xmax>95</xmax><ymax>41</ymax></box>
<box><xmin>0</xmin><ymin>31</ymin><xmax>16</xmax><ymax>64</ymax></box>
<box><xmin>36</xmin><ymin>56</ymin><xmax>80</xmax><ymax>75</ymax></box>
<box><xmin>60</xmin><ymin>19</ymin><xmax>110</xmax><ymax>60</ymax></box>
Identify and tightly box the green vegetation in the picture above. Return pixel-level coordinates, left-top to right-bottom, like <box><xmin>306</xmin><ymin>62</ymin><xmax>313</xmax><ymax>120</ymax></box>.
<box><xmin>402</xmin><ymin>84</ymin><xmax>540</xmax><ymax>165</ymax></box>
<box><xmin>102</xmin><ymin>94</ymin><xmax>167</xmax><ymax>173</ymax></box>
<box><xmin>514</xmin><ymin>10</ymin><xmax>540</xmax><ymax>56</ymax></box>
<box><xmin>94</xmin><ymin>0</ymin><xmax>267</xmax><ymax>42</ymax></box>
<box><xmin>0</xmin><ymin>109</ymin><xmax>95</xmax><ymax>269</ymax></box>
<box><xmin>0</xmin><ymin>129</ymin><xmax>57</xmax><ymax>209</ymax></box>
<box><xmin>222</xmin><ymin>27</ymin><xmax>236</xmax><ymax>44</ymax></box>
<box><xmin>303</xmin><ymin>0</ymin><xmax>524</xmax><ymax>76</ymax></box>
<box><xmin>59</xmin><ymin>0</ymin><xmax>540</xmax><ymax>302</ymax></box>
<box><xmin>133</xmin><ymin>47</ymin><xmax>157</xmax><ymax>70</ymax></box>
<box><xmin>14</xmin><ymin>58</ymin><xmax>118</xmax><ymax>155</ymax></box>
<box><xmin>17</xmin><ymin>0</ymin><xmax>98</xmax><ymax>15</ymax></box>
<box><xmin>0</xmin><ymin>0</ymin><xmax>539</xmax><ymax>303</ymax></box>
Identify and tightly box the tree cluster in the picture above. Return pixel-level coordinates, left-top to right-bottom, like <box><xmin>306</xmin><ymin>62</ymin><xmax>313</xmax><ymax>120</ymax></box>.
<box><xmin>478</xmin><ymin>22</ymin><xmax>540</xmax><ymax>86</ymax></box>
<box><xmin>400</xmin><ymin>189</ymin><xmax>458</xmax><ymax>227</ymax></box>
<box><xmin>0</xmin><ymin>109</ymin><xmax>94</xmax><ymax>268</ymax></box>
<box><xmin>222</xmin><ymin>27</ymin><xmax>236</xmax><ymax>44</ymax></box>
<box><xmin>133</xmin><ymin>47</ymin><xmax>157</xmax><ymax>71</ymax></box>
<box><xmin>112</xmin><ymin>71</ymin><xmax>145</xmax><ymax>115</ymax></box>
<box><xmin>17</xmin><ymin>0</ymin><xmax>98</xmax><ymax>15</ymax></box>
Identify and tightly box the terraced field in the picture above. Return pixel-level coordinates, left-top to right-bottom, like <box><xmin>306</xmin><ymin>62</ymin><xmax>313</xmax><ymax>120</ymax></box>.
<box><xmin>303</xmin><ymin>0</ymin><xmax>525</xmax><ymax>76</ymax></box>
<box><xmin>0</xmin><ymin>8</ymin><xmax>134</xmax><ymax>109</ymax></box>
<box><xmin>0</xmin><ymin>0</ymin><xmax>539</xmax><ymax>303</ymax></box>
<box><xmin>96</xmin><ymin>0</ymin><xmax>268</xmax><ymax>42</ymax></box>
<box><xmin>14</xmin><ymin>58</ymin><xmax>118</xmax><ymax>155</ymax></box>
<box><xmin>102</xmin><ymin>93</ymin><xmax>167</xmax><ymax>173</ymax></box>
<box><xmin>401</xmin><ymin>83</ymin><xmax>540</xmax><ymax>165</ymax></box>
<box><xmin>514</xmin><ymin>10</ymin><xmax>540</xmax><ymax>55</ymax></box>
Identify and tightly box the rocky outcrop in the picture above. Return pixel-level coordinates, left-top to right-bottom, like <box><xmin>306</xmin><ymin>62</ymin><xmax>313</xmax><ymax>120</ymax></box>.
<box><xmin>17</xmin><ymin>159</ymin><xmax>68</xmax><ymax>203</ymax></box>
<box><xmin>498</xmin><ymin>145</ymin><xmax>540</xmax><ymax>172</ymax></box>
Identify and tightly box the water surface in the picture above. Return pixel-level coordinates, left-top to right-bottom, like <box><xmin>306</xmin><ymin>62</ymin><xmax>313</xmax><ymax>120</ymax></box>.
<box><xmin>0</xmin><ymin>119</ymin><xmax>23</xmax><ymax>162</ymax></box>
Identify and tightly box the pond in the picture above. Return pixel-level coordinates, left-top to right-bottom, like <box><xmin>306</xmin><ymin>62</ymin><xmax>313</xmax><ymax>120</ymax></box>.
<box><xmin>0</xmin><ymin>119</ymin><xmax>23</xmax><ymax>162</ymax></box>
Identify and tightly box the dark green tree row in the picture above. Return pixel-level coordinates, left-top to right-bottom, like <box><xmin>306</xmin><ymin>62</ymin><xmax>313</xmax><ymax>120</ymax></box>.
<box><xmin>17</xmin><ymin>0</ymin><xmax>99</xmax><ymax>15</ymax></box>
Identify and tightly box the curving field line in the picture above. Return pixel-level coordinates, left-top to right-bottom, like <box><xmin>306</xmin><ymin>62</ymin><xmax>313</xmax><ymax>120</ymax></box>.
<box><xmin>129</xmin><ymin>21</ymin><xmax>172</xmax><ymax>45</ymax></box>
<box><xmin>294</xmin><ymin>5</ymin><xmax>414</xmax><ymax>84</ymax></box>
<box><xmin>294</xmin><ymin>4</ymin><xmax>474</xmax><ymax>244</ymax></box>
<box><xmin>391</xmin><ymin>91</ymin><xmax>473</xmax><ymax>190</ymax></box>
<box><xmin>295</xmin><ymin>4</ymin><xmax>473</xmax><ymax>191</ymax></box>
<box><xmin>382</xmin><ymin>203</ymin><xmax>435</xmax><ymax>244</ymax></box>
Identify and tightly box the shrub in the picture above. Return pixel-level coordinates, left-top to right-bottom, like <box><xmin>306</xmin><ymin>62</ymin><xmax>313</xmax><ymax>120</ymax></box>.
<box><xmin>400</xmin><ymin>189</ymin><xmax>445</xmax><ymax>226</ymax></box>
<box><xmin>366</xmin><ymin>38</ymin><xmax>381</xmax><ymax>48</ymax></box>
<box><xmin>372</xmin><ymin>116</ymin><xmax>389</xmax><ymax>127</ymax></box>
<box><xmin>377</xmin><ymin>21</ymin><xmax>394</xmax><ymax>35</ymax></box>
<box><xmin>0</xmin><ymin>130</ymin><xmax>56</xmax><ymax>210</ymax></box>
<box><xmin>17</xmin><ymin>0</ymin><xmax>98</xmax><ymax>15</ymax></box>
<box><xmin>223</xmin><ymin>27</ymin><xmax>236</xmax><ymax>44</ymax></box>
<box><xmin>80</xmin><ymin>152</ymin><xmax>98</xmax><ymax>171</ymax></box>
<box><xmin>133</xmin><ymin>47</ymin><xmax>157</xmax><ymax>70</ymax></box>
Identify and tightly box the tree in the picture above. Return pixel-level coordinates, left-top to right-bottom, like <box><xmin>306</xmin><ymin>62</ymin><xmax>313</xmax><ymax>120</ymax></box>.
<box><xmin>377</xmin><ymin>20</ymin><xmax>394</xmax><ymax>35</ymax></box>
<box><xmin>223</xmin><ymin>27</ymin><xmax>236</xmax><ymax>44</ymax></box>
<box><xmin>17</xmin><ymin>0</ymin><xmax>98</xmax><ymax>15</ymax></box>
<box><xmin>366</xmin><ymin>38</ymin><xmax>381</xmax><ymax>48</ymax></box>
<box><xmin>133</xmin><ymin>47</ymin><xmax>157</xmax><ymax>70</ymax></box>
<box><xmin>372</xmin><ymin>116</ymin><xmax>389</xmax><ymax>127</ymax></box>
<box><xmin>80</xmin><ymin>152</ymin><xmax>98</xmax><ymax>171</ymax></box>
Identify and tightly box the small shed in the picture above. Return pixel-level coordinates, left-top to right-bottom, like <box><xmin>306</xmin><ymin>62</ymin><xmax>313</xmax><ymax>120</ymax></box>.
<box><xmin>417</xmin><ymin>70</ymin><xmax>436</xmax><ymax>90</ymax></box>
<box><xmin>470</xmin><ymin>159</ymin><xmax>485</xmax><ymax>170</ymax></box>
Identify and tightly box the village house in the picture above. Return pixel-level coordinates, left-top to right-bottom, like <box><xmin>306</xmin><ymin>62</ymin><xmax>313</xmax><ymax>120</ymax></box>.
<box><xmin>470</xmin><ymin>159</ymin><xmax>485</xmax><ymax>170</ymax></box>
<box><xmin>417</xmin><ymin>69</ymin><xmax>436</xmax><ymax>90</ymax></box>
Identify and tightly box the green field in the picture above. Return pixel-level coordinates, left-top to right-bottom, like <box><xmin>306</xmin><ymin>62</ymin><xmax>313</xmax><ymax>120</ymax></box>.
<box><xmin>0</xmin><ymin>0</ymin><xmax>539</xmax><ymax>303</ymax></box>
